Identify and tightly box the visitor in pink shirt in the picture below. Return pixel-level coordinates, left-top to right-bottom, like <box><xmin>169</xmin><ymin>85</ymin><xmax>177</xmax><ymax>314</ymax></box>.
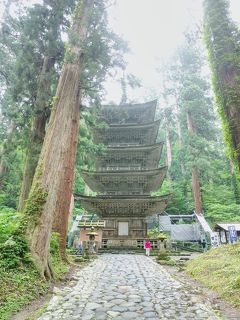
<box><xmin>144</xmin><ymin>239</ymin><xmax>151</xmax><ymax>256</ymax></box>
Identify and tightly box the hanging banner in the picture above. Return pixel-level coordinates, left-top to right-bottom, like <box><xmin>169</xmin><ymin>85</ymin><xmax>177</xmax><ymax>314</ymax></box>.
<box><xmin>228</xmin><ymin>225</ymin><xmax>238</xmax><ymax>244</ymax></box>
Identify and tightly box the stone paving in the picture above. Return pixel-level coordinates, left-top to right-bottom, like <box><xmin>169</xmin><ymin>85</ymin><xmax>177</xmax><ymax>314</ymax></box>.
<box><xmin>38</xmin><ymin>254</ymin><xmax>220</xmax><ymax>320</ymax></box>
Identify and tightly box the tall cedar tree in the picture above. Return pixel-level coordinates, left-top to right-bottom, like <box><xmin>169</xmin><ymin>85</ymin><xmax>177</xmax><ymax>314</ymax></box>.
<box><xmin>204</xmin><ymin>0</ymin><xmax>240</xmax><ymax>170</ymax></box>
<box><xmin>0</xmin><ymin>2</ymin><xmax>73</xmax><ymax>206</ymax></box>
<box><xmin>22</xmin><ymin>0</ymin><xmax>95</xmax><ymax>278</ymax></box>
<box><xmin>18</xmin><ymin>0</ymin><xmax>75</xmax><ymax>211</ymax></box>
<box><xmin>22</xmin><ymin>0</ymin><xmax>126</xmax><ymax>276</ymax></box>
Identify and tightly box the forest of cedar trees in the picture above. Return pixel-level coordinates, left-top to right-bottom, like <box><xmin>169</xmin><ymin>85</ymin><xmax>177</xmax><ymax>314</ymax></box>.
<box><xmin>0</xmin><ymin>0</ymin><xmax>240</xmax><ymax>318</ymax></box>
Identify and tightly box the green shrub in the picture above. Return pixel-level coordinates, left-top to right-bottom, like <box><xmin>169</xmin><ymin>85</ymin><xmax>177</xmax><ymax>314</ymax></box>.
<box><xmin>0</xmin><ymin>236</ymin><xmax>31</xmax><ymax>269</ymax></box>
<box><xmin>157</xmin><ymin>252</ymin><xmax>170</xmax><ymax>261</ymax></box>
<box><xmin>157</xmin><ymin>259</ymin><xmax>176</xmax><ymax>266</ymax></box>
<box><xmin>0</xmin><ymin>207</ymin><xmax>22</xmax><ymax>244</ymax></box>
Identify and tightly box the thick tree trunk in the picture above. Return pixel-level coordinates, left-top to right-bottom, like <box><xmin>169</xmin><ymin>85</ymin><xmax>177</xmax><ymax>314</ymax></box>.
<box><xmin>187</xmin><ymin>111</ymin><xmax>202</xmax><ymax>214</ymax></box>
<box><xmin>174</xmin><ymin>96</ymin><xmax>185</xmax><ymax>175</ymax></box>
<box><xmin>24</xmin><ymin>0</ymin><xmax>94</xmax><ymax>278</ymax></box>
<box><xmin>165</xmin><ymin>122</ymin><xmax>172</xmax><ymax>169</ymax></box>
<box><xmin>230</xmin><ymin>160</ymin><xmax>240</xmax><ymax>204</ymax></box>
<box><xmin>0</xmin><ymin>122</ymin><xmax>16</xmax><ymax>182</ymax></box>
<box><xmin>18</xmin><ymin>56</ymin><xmax>55</xmax><ymax>212</ymax></box>
<box><xmin>192</xmin><ymin>166</ymin><xmax>202</xmax><ymax>214</ymax></box>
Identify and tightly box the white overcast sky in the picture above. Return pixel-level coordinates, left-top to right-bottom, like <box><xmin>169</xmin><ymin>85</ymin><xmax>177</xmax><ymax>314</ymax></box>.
<box><xmin>1</xmin><ymin>0</ymin><xmax>240</xmax><ymax>103</ymax></box>
<box><xmin>105</xmin><ymin>0</ymin><xmax>240</xmax><ymax>103</ymax></box>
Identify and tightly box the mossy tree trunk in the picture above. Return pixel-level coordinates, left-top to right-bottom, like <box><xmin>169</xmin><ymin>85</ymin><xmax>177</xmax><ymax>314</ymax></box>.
<box><xmin>24</xmin><ymin>0</ymin><xmax>94</xmax><ymax>278</ymax></box>
<box><xmin>18</xmin><ymin>56</ymin><xmax>55</xmax><ymax>212</ymax></box>
<box><xmin>204</xmin><ymin>0</ymin><xmax>240</xmax><ymax>170</ymax></box>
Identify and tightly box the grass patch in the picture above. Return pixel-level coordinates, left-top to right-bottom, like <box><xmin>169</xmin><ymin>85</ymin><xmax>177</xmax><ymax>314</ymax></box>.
<box><xmin>186</xmin><ymin>243</ymin><xmax>240</xmax><ymax>307</ymax></box>
<box><xmin>157</xmin><ymin>259</ymin><xmax>176</xmax><ymax>266</ymax></box>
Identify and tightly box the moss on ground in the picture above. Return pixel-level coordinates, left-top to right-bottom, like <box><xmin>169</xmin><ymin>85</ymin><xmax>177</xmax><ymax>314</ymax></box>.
<box><xmin>0</xmin><ymin>233</ymin><xmax>69</xmax><ymax>320</ymax></box>
<box><xmin>0</xmin><ymin>266</ymin><xmax>49</xmax><ymax>320</ymax></box>
<box><xmin>0</xmin><ymin>257</ymin><xmax>69</xmax><ymax>320</ymax></box>
<box><xmin>187</xmin><ymin>243</ymin><xmax>240</xmax><ymax>307</ymax></box>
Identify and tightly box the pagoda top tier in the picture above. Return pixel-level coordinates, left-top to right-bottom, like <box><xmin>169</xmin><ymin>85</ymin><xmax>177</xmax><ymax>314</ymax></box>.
<box><xmin>100</xmin><ymin>100</ymin><xmax>157</xmax><ymax>125</ymax></box>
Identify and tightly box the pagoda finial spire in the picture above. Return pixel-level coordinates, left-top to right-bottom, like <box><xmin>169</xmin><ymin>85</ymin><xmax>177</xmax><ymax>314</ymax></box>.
<box><xmin>120</xmin><ymin>70</ymin><xmax>127</xmax><ymax>104</ymax></box>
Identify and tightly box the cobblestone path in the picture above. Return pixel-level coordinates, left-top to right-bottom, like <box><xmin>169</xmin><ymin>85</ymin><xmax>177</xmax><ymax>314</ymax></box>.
<box><xmin>39</xmin><ymin>254</ymin><xmax>220</xmax><ymax>320</ymax></box>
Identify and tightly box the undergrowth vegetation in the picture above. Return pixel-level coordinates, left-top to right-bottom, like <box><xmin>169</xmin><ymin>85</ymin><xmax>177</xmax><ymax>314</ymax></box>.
<box><xmin>187</xmin><ymin>243</ymin><xmax>240</xmax><ymax>307</ymax></box>
<box><xmin>0</xmin><ymin>207</ymin><xmax>68</xmax><ymax>320</ymax></box>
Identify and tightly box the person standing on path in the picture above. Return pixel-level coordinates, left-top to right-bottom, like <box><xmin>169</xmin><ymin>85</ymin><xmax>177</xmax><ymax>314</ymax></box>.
<box><xmin>144</xmin><ymin>239</ymin><xmax>151</xmax><ymax>256</ymax></box>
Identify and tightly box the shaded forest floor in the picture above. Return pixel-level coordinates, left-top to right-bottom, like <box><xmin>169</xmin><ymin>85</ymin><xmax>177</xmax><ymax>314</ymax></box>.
<box><xmin>0</xmin><ymin>258</ymin><xmax>91</xmax><ymax>320</ymax></box>
<box><xmin>10</xmin><ymin>263</ymin><xmax>85</xmax><ymax>320</ymax></box>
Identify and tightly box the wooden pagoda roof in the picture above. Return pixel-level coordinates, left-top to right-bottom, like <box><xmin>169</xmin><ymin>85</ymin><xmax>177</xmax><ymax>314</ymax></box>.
<box><xmin>75</xmin><ymin>194</ymin><xmax>171</xmax><ymax>218</ymax></box>
<box><xmin>100</xmin><ymin>100</ymin><xmax>157</xmax><ymax>125</ymax></box>
<box><xmin>95</xmin><ymin>142</ymin><xmax>163</xmax><ymax>170</ymax></box>
<box><xmin>93</xmin><ymin>119</ymin><xmax>160</xmax><ymax>146</ymax></box>
<box><xmin>81</xmin><ymin>167</ymin><xmax>167</xmax><ymax>194</ymax></box>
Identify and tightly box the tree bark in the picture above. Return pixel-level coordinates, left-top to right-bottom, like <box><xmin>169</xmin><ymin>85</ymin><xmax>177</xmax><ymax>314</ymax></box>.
<box><xmin>18</xmin><ymin>56</ymin><xmax>55</xmax><ymax>212</ymax></box>
<box><xmin>165</xmin><ymin>121</ymin><xmax>172</xmax><ymax>169</ymax></box>
<box><xmin>0</xmin><ymin>122</ymin><xmax>16</xmax><ymax>183</ymax></box>
<box><xmin>230</xmin><ymin>160</ymin><xmax>240</xmax><ymax>204</ymax></box>
<box><xmin>192</xmin><ymin>166</ymin><xmax>202</xmax><ymax>214</ymax></box>
<box><xmin>24</xmin><ymin>0</ymin><xmax>94</xmax><ymax>278</ymax></box>
<box><xmin>187</xmin><ymin>111</ymin><xmax>202</xmax><ymax>214</ymax></box>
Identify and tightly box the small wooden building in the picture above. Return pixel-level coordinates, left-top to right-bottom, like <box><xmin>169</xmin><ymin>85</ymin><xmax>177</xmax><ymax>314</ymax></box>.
<box><xmin>214</xmin><ymin>223</ymin><xmax>240</xmax><ymax>243</ymax></box>
<box><xmin>78</xmin><ymin>220</ymin><xmax>105</xmax><ymax>249</ymax></box>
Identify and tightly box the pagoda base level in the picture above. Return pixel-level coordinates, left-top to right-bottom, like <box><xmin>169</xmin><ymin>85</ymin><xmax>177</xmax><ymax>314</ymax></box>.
<box><xmin>102</xmin><ymin>217</ymin><xmax>147</xmax><ymax>241</ymax></box>
<box><xmin>102</xmin><ymin>239</ymin><xmax>144</xmax><ymax>249</ymax></box>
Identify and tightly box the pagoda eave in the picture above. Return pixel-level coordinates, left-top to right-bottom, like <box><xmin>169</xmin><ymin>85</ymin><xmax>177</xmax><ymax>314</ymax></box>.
<box><xmin>75</xmin><ymin>194</ymin><xmax>171</xmax><ymax>218</ymax></box>
<box><xmin>92</xmin><ymin>119</ymin><xmax>161</xmax><ymax>146</ymax></box>
<box><xmin>81</xmin><ymin>167</ymin><xmax>167</xmax><ymax>193</ymax></box>
<box><xmin>96</xmin><ymin>142</ymin><xmax>163</xmax><ymax>170</ymax></box>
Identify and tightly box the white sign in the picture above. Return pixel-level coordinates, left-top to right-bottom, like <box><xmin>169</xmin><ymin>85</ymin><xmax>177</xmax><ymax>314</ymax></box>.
<box><xmin>210</xmin><ymin>232</ymin><xmax>220</xmax><ymax>248</ymax></box>
<box><xmin>118</xmin><ymin>222</ymin><xmax>129</xmax><ymax>236</ymax></box>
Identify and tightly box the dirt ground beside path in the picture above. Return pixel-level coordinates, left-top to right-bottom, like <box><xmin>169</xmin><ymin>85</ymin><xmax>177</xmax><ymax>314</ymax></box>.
<box><xmin>161</xmin><ymin>261</ymin><xmax>240</xmax><ymax>320</ymax></box>
<box><xmin>11</xmin><ymin>263</ymin><xmax>88</xmax><ymax>320</ymax></box>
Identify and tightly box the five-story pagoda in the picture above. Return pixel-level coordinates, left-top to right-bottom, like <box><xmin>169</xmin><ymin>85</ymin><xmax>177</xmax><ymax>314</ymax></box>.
<box><xmin>75</xmin><ymin>100</ymin><xmax>170</xmax><ymax>248</ymax></box>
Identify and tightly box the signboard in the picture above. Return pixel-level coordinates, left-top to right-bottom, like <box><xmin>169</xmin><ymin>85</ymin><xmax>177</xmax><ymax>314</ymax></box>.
<box><xmin>228</xmin><ymin>225</ymin><xmax>238</xmax><ymax>244</ymax></box>
<box><xmin>210</xmin><ymin>232</ymin><xmax>220</xmax><ymax>248</ymax></box>
<box><xmin>118</xmin><ymin>222</ymin><xmax>129</xmax><ymax>236</ymax></box>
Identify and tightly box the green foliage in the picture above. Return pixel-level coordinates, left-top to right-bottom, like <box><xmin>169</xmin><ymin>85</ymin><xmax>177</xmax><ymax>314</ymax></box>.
<box><xmin>0</xmin><ymin>207</ymin><xmax>22</xmax><ymax>243</ymax></box>
<box><xmin>0</xmin><ymin>266</ymin><xmax>49</xmax><ymax>320</ymax></box>
<box><xmin>157</xmin><ymin>259</ymin><xmax>176</xmax><ymax>266</ymax></box>
<box><xmin>0</xmin><ymin>236</ymin><xmax>30</xmax><ymax>269</ymax></box>
<box><xmin>157</xmin><ymin>252</ymin><xmax>171</xmax><ymax>261</ymax></box>
<box><xmin>187</xmin><ymin>243</ymin><xmax>240</xmax><ymax>307</ymax></box>
<box><xmin>206</xmin><ymin>203</ymin><xmax>240</xmax><ymax>223</ymax></box>
<box><xmin>50</xmin><ymin>232</ymin><xmax>69</xmax><ymax>278</ymax></box>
